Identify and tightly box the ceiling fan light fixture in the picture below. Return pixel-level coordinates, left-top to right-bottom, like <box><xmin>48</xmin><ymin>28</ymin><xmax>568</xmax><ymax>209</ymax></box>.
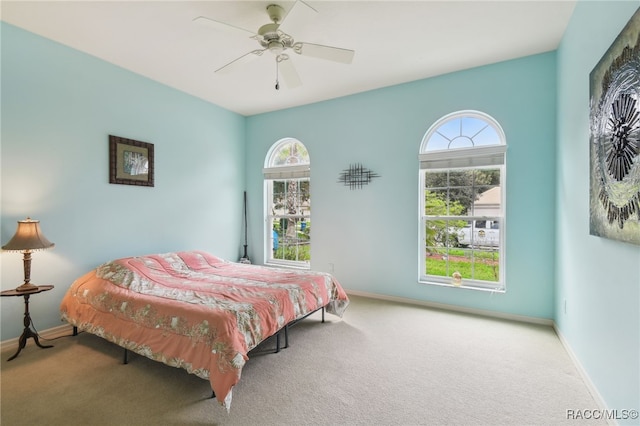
<box><xmin>268</xmin><ymin>40</ymin><xmax>285</xmax><ymax>54</ymax></box>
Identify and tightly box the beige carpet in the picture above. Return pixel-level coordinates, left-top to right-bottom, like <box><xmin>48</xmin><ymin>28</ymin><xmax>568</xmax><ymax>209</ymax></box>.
<box><xmin>1</xmin><ymin>295</ymin><xmax>603</xmax><ymax>425</ymax></box>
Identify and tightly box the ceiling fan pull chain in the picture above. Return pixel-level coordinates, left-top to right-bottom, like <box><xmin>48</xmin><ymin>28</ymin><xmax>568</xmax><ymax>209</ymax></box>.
<box><xmin>275</xmin><ymin>57</ymin><xmax>280</xmax><ymax>90</ymax></box>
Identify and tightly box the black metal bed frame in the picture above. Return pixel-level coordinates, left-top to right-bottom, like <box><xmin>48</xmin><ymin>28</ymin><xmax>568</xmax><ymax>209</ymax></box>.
<box><xmin>272</xmin><ymin>304</ymin><xmax>325</xmax><ymax>353</ymax></box>
<box><xmin>72</xmin><ymin>305</ymin><xmax>326</xmax><ymax>398</ymax></box>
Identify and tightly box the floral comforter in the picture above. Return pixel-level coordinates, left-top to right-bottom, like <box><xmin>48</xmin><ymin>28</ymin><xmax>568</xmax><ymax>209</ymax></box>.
<box><xmin>60</xmin><ymin>251</ymin><xmax>349</xmax><ymax>409</ymax></box>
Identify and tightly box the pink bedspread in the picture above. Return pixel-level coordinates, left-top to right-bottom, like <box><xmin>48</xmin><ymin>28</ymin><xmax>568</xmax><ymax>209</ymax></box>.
<box><xmin>60</xmin><ymin>251</ymin><xmax>349</xmax><ymax>409</ymax></box>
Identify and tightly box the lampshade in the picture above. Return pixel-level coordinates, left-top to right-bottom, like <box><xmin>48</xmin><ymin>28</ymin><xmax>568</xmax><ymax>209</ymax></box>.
<box><xmin>2</xmin><ymin>218</ymin><xmax>55</xmax><ymax>252</ymax></box>
<box><xmin>3</xmin><ymin>218</ymin><xmax>55</xmax><ymax>292</ymax></box>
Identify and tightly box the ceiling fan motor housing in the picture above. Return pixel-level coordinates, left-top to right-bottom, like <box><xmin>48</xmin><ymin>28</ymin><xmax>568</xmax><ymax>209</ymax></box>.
<box><xmin>259</xmin><ymin>23</ymin><xmax>280</xmax><ymax>40</ymax></box>
<box><xmin>258</xmin><ymin>18</ymin><xmax>293</xmax><ymax>54</ymax></box>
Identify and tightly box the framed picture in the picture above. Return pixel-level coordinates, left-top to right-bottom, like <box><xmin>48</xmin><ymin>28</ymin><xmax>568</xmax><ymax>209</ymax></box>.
<box><xmin>589</xmin><ymin>8</ymin><xmax>640</xmax><ymax>245</ymax></box>
<box><xmin>109</xmin><ymin>135</ymin><xmax>154</xmax><ymax>187</ymax></box>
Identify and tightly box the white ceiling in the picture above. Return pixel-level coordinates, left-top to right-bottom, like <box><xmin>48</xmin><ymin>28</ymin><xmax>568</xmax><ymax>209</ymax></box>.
<box><xmin>1</xmin><ymin>0</ymin><xmax>576</xmax><ymax>116</ymax></box>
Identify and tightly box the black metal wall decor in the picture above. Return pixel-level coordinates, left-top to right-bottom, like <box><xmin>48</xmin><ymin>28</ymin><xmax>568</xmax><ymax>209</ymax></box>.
<box><xmin>338</xmin><ymin>163</ymin><xmax>379</xmax><ymax>189</ymax></box>
<box><xmin>589</xmin><ymin>7</ymin><xmax>640</xmax><ymax>245</ymax></box>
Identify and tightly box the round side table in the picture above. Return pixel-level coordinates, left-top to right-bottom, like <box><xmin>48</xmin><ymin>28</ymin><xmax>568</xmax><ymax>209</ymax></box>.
<box><xmin>1</xmin><ymin>285</ymin><xmax>54</xmax><ymax>361</ymax></box>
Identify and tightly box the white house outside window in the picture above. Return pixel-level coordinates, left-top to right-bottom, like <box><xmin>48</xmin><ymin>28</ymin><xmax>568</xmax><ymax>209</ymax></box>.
<box><xmin>264</xmin><ymin>138</ymin><xmax>311</xmax><ymax>268</ymax></box>
<box><xmin>419</xmin><ymin>111</ymin><xmax>507</xmax><ymax>291</ymax></box>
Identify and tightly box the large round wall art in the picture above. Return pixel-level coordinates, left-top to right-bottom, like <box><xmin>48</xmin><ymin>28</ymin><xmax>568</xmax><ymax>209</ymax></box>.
<box><xmin>589</xmin><ymin>7</ymin><xmax>640</xmax><ymax>245</ymax></box>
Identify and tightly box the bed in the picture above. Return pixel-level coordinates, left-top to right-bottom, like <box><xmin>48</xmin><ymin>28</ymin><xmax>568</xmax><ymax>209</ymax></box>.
<box><xmin>59</xmin><ymin>250</ymin><xmax>349</xmax><ymax>409</ymax></box>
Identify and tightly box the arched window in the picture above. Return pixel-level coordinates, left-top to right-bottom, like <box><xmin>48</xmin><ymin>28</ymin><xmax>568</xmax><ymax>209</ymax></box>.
<box><xmin>419</xmin><ymin>111</ymin><xmax>507</xmax><ymax>291</ymax></box>
<box><xmin>264</xmin><ymin>138</ymin><xmax>311</xmax><ymax>268</ymax></box>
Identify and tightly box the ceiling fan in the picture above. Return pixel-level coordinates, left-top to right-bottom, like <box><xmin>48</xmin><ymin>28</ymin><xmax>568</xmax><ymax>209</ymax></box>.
<box><xmin>194</xmin><ymin>1</ymin><xmax>355</xmax><ymax>90</ymax></box>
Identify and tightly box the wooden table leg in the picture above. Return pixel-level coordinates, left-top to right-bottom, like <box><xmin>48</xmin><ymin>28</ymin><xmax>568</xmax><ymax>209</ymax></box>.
<box><xmin>7</xmin><ymin>294</ymin><xmax>53</xmax><ymax>361</ymax></box>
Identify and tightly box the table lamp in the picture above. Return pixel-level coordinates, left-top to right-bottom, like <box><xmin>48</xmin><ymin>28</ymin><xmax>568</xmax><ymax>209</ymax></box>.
<box><xmin>2</xmin><ymin>218</ymin><xmax>55</xmax><ymax>292</ymax></box>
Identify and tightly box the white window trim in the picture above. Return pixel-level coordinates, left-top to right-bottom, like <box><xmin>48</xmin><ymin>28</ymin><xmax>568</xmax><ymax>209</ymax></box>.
<box><xmin>419</xmin><ymin>145</ymin><xmax>506</xmax><ymax>169</ymax></box>
<box><xmin>263</xmin><ymin>178</ymin><xmax>311</xmax><ymax>270</ymax></box>
<box><xmin>262</xmin><ymin>164</ymin><xmax>310</xmax><ymax>180</ymax></box>
<box><xmin>263</xmin><ymin>138</ymin><xmax>311</xmax><ymax>270</ymax></box>
<box><xmin>418</xmin><ymin>170</ymin><xmax>506</xmax><ymax>292</ymax></box>
<box><xmin>418</xmin><ymin>110</ymin><xmax>506</xmax><ymax>292</ymax></box>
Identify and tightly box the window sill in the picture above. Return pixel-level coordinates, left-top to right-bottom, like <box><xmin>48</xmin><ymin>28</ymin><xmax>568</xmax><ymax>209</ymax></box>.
<box><xmin>265</xmin><ymin>261</ymin><xmax>310</xmax><ymax>271</ymax></box>
<box><xmin>418</xmin><ymin>279</ymin><xmax>505</xmax><ymax>294</ymax></box>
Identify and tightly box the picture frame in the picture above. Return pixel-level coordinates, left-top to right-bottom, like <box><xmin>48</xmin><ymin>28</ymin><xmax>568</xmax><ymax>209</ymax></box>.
<box><xmin>109</xmin><ymin>135</ymin><xmax>154</xmax><ymax>187</ymax></box>
<box><xmin>588</xmin><ymin>8</ymin><xmax>640</xmax><ymax>245</ymax></box>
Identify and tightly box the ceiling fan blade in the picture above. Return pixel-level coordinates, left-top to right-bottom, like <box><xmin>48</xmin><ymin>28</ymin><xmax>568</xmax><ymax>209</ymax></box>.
<box><xmin>216</xmin><ymin>49</ymin><xmax>265</xmax><ymax>74</ymax></box>
<box><xmin>193</xmin><ymin>16</ymin><xmax>257</xmax><ymax>37</ymax></box>
<box><xmin>278</xmin><ymin>56</ymin><xmax>302</xmax><ymax>89</ymax></box>
<box><xmin>278</xmin><ymin>0</ymin><xmax>317</xmax><ymax>36</ymax></box>
<box><xmin>294</xmin><ymin>42</ymin><xmax>355</xmax><ymax>64</ymax></box>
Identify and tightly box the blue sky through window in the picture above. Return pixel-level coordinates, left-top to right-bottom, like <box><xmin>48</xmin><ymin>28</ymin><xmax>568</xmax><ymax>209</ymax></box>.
<box><xmin>425</xmin><ymin>116</ymin><xmax>501</xmax><ymax>151</ymax></box>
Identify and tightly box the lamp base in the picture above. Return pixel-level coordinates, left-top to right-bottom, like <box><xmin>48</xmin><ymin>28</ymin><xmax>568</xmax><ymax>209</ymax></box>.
<box><xmin>16</xmin><ymin>282</ymin><xmax>38</xmax><ymax>292</ymax></box>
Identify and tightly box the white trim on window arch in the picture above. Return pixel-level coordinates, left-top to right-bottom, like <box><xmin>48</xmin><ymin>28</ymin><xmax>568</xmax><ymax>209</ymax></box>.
<box><xmin>419</xmin><ymin>110</ymin><xmax>507</xmax><ymax>165</ymax></box>
<box><xmin>264</xmin><ymin>137</ymin><xmax>310</xmax><ymax>176</ymax></box>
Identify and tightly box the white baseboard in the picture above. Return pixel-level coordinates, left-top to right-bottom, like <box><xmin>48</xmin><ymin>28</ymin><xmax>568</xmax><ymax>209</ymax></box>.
<box><xmin>553</xmin><ymin>325</ymin><xmax>614</xmax><ymax>425</ymax></box>
<box><xmin>346</xmin><ymin>289</ymin><xmax>554</xmax><ymax>326</ymax></box>
<box><xmin>1</xmin><ymin>324</ymin><xmax>75</xmax><ymax>353</ymax></box>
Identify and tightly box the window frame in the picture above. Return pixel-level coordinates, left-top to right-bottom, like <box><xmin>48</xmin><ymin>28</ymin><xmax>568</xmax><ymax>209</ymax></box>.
<box><xmin>418</xmin><ymin>111</ymin><xmax>507</xmax><ymax>292</ymax></box>
<box><xmin>263</xmin><ymin>138</ymin><xmax>311</xmax><ymax>269</ymax></box>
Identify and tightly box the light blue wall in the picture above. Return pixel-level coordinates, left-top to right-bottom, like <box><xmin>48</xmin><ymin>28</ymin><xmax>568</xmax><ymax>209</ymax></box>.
<box><xmin>1</xmin><ymin>23</ymin><xmax>246</xmax><ymax>340</ymax></box>
<box><xmin>2</xmin><ymin>3</ymin><xmax>638</xmax><ymax>417</ymax></box>
<box><xmin>556</xmin><ymin>1</ymin><xmax>640</xmax><ymax>418</ymax></box>
<box><xmin>246</xmin><ymin>52</ymin><xmax>558</xmax><ymax>320</ymax></box>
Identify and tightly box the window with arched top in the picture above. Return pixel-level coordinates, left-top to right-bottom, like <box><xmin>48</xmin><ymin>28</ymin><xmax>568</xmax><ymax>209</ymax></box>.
<box><xmin>263</xmin><ymin>138</ymin><xmax>311</xmax><ymax>268</ymax></box>
<box><xmin>419</xmin><ymin>111</ymin><xmax>507</xmax><ymax>291</ymax></box>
